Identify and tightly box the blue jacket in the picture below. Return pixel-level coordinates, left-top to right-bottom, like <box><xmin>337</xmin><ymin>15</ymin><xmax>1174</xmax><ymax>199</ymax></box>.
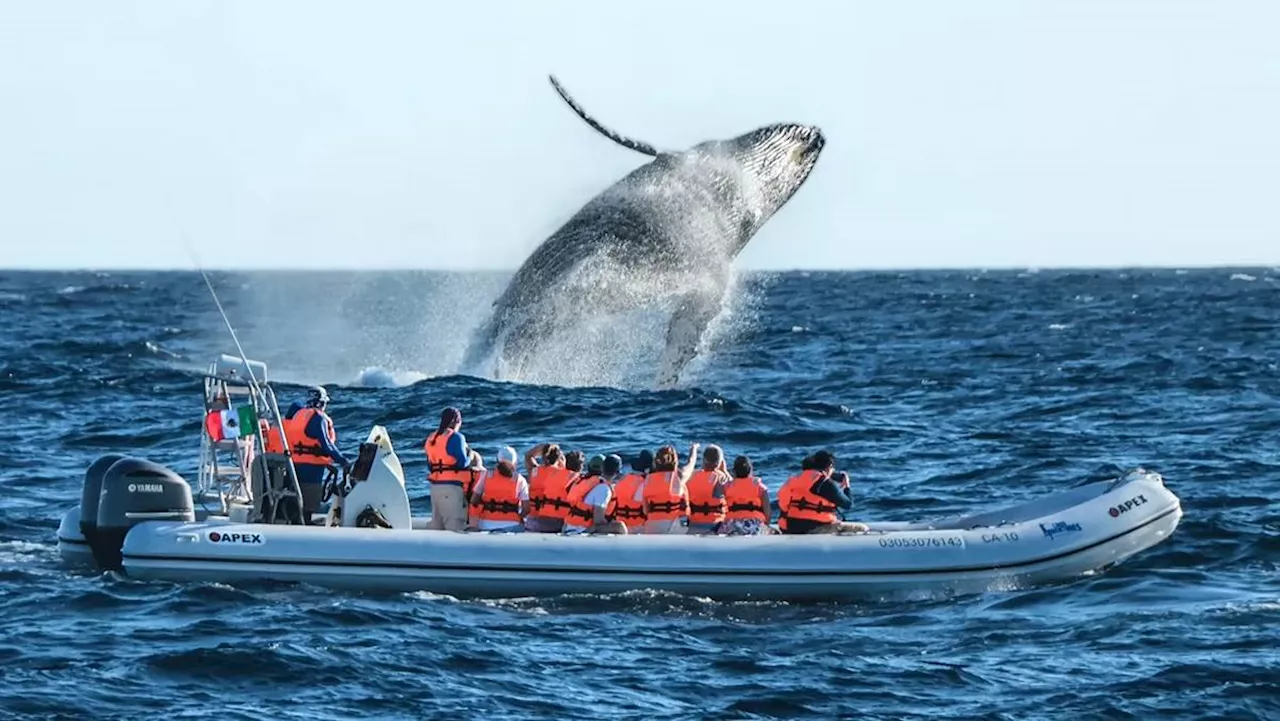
<box><xmin>304</xmin><ymin>409</ymin><xmax>348</xmax><ymax>466</ymax></box>
<box><xmin>814</xmin><ymin>477</ymin><xmax>855</xmax><ymax>511</ymax></box>
<box><xmin>440</xmin><ymin>431</ymin><xmax>470</xmax><ymax>470</ymax></box>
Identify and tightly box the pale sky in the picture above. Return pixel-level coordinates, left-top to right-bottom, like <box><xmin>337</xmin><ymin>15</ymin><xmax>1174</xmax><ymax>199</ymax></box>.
<box><xmin>1</xmin><ymin>0</ymin><xmax>1277</xmax><ymax>270</ymax></box>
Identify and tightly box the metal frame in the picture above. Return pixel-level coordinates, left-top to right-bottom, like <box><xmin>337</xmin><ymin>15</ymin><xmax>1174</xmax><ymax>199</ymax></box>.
<box><xmin>197</xmin><ymin>357</ymin><xmax>307</xmax><ymax>525</ymax></box>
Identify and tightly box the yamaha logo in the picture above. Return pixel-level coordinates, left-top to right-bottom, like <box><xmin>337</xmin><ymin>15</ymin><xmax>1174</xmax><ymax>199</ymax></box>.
<box><xmin>207</xmin><ymin>531</ymin><xmax>264</xmax><ymax>545</ymax></box>
<box><xmin>1108</xmin><ymin>494</ymin><xmax>1149</xmax><ymax>518</ymax></box>
<box><xmin>127</xmin><ymin>483</ymin><xmax>164</xmax><ymax>493</ymax></box>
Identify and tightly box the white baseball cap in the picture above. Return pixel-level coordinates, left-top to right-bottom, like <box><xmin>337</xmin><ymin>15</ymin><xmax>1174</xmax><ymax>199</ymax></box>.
<box><xmin>497</xmin><ymin>446</ymin><xmax>518</xmax><ymax>465</ymax></box>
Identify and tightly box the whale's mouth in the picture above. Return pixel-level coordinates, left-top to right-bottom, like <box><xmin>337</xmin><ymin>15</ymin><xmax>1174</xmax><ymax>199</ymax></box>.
<box><xmin>805</xmin><ymin>129</ymin><xmax>825</xmax><ymax>155</ymax></box>
<box><xmin>792</xmin><ymin>125</ymin><xmax>824</xmax><ymax>160</ymax></box>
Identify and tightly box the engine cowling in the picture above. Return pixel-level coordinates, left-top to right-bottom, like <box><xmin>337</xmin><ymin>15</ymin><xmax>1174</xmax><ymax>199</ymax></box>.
<box><xmin>79</xmin><ymin>453</ymin><xmax>127</xmax><ymax>555</ymax></box>
<box><xmin>90</xmin><ymin>457</ymin><xmax>194</xmax><ymax>571</ymax></box>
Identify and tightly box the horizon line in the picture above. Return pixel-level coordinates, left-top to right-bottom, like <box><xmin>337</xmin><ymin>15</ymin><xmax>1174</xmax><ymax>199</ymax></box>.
<box><xmin>1</xmin><ymin>262</ymin><xmax>1278</xmax><ymax>274</ymax></box>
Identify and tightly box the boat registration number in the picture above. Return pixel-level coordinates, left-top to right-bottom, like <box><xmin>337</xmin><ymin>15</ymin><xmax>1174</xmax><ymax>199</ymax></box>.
<box><xmin>878</xmin><ymin>535</ymin><xmax>965</xmax><ymax>549</ymax></box>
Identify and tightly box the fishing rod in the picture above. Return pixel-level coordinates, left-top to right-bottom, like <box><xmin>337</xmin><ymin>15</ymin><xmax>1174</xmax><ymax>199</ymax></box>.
<box><xmin>188</xmin><ymin>250</ymin><xmax>265</xmax><ymax>395</ymax></box>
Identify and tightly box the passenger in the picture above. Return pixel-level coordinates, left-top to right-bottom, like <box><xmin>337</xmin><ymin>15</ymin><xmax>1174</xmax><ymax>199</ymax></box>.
<box><xmin>582</xmin><ymin>454</ymin><xmax>605</xmax><ymax>481</ymax></box>
<box><xmin>423</xmin><ymin>406</ymin><xmax>483</xmax><ymax>532</ymax></box>
<box><xmin>639</xmin><ymin>443</ymin><xmax>697</xmax><ymax>535</ymax></box>
<box><xmin>563</xmin><ymin>454</ymin><xmax>628</xmax><ymax>535</ymax></box>
<box><xmin>284</xmin><ymin>386</ymin><xmax>351</xmax><ymax>521</ymax></box>
<box><xmin>524</xmin><ymin>443</ymin><xmax>576</xmax><ymax>533</ymax></box>
<box><xmin>465</xmin><ymin>456</ymin><xmax>488</xmax><ymax>526</ymax></box>
<box><xmin>565</xmin><ymin>450</ymin><xmax>586</xmax><ymax>475</ymax></box>
<box><xmin>777</xmin><ymin>450</ymin><xmax>869</xmax><ymax>534</ymax></box>
<box><xmin>612</xmin><ymin>450</ymin><xmax>651</xmax><ymax>533</ymax></box>
<box><xmin>722</xmin><ymin>456</ymin><xmax>771</xmax><ymax>536</ymax></box>
<box><xmin>686</xmin><ymin>444</ymin><xmax>731</xmax><ymax>535</ymax></box>
<box><xmin>560</xmin><ymin>450</ymin><xmax>588</xmax><ymax>509</ymax></box>
<box><xmin>603</xmin><ymin>454</ymin><xmax>624</xmax><ymax>483</ymax></box>
<box><xmin>469</xmin><ymin>446</ymin><xmax>529</xmax><ymax>533</ymax></box>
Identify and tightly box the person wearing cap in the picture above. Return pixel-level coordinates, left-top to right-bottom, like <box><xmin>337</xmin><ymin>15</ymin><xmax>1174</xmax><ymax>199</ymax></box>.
<box><xmin>582</xmin><ymin>454</ymin><xmax>605</xmax><ymax>481</ymax></box>
<box><xmin>776</xmin><ymin>450</ymin><xmax>868</xmax><ymax>534</ymax></box>
<box><xmin>283</xmin><ymin>386</ymin><xmax>350</xmax><ymax>521</ymax></box>
<box><xmin>563</xmin><ymin>454</ymin><xmax>628</xmax><ymax>535</ymax></box>
<box><xmin>468</xmin><ymin>446</ymin><xmax>529</xmax><ymax>532</ymax></box>
<box><xmin>424</xmin><ymin>406</ymin><xmax>483</xmax><ymax>531</ymax></box>
<box><xmin>611</xmin><ymin>450</ymin><xmax>651</xmax><ymax>532</ymax></box>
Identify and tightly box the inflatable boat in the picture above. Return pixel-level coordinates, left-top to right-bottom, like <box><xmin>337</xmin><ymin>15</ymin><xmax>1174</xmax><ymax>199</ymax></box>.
<box><xmin>56</xmin><ymin>355</ymin><xmax>1183</xmax><ymax>601</ymax></box>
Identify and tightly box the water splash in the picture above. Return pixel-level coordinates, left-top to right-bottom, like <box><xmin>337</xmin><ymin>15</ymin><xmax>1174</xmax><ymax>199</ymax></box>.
<box><xmin>352</xmin><ymin>366</ymin><xmax>429</xmax><ymax>388</ymax></box>
<box><xmin>221</xmin><ymin>271</ymin><xmax>506</xmax><ymax>387</ymax></box>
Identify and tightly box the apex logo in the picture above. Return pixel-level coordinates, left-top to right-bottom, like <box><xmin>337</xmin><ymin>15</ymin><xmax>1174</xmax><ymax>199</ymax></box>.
<box><xmin>1108</xmin><ymin>494</ymin><xmax>1149</xmax><ymax>518</ymax></box>
<box><xmin>208</xmin><ymin>531</ymin><xmax>264</xmax><ymax>545</ymax></box>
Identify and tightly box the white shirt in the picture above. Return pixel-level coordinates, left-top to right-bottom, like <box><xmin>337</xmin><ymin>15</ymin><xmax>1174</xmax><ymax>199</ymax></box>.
<box><xmin>564</xmin><ymin>483</ymin><xmax>614</xmax><ymax>534</ymax></box>
<box><xmin>472</xmin><ymin>472</ymin><xmax>529</xmax><ymax>530</ymax></box>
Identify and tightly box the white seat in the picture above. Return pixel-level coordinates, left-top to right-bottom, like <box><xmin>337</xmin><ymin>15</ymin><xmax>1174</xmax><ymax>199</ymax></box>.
<box><xmin>340</xmin><ymin>426</ymin><xmax>412</xmax><ymax>530</ymax></box>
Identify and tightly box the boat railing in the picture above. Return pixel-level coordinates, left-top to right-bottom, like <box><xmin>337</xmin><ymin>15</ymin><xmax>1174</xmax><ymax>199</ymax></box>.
<box><xmin>197</xmin><ymin>355</ymin><xmax>308</xmax><ymax>525</ymax></box>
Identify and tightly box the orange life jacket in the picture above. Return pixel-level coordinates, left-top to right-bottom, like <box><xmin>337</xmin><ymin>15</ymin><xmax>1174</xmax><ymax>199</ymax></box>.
<box><xmin>474</xmin><ymin>471</ymin><xmax>523</xmax><ymax>524</ymax></box>
<box><xmin>260</xmin><ymin>420</ymin><xmax>286</xmax><ymax>454</ymax></box>
<box><xmin>285</xmin><ymin>407</ymin><xmax>336</xmax><ymax>466</ymax></box>
<box><xmin>528</xmin><ymin>465</ymin><xmax>576</xmax><ymax>519</ymax></box>
<box><xmin>778</xmin><ymin>470</ymin><xmax>837</xmax><ymax>532</ymax></box>
<box><xmin>724</xmin><ymin>476</ymin><xmax>768</xmax><ymax>522</ymax></box>
<box><xmin>564</xmin><ymin>476</ymin><xmax>615</xmax><ymax>529</ymax></box>
<box><xmin>611</xmin><ymin>472</ymin><xmax>647</xmax><ymax>528</ymax></box>
<box><xmin>686</xmin><ymin>469</ymin><xmax>727</xmax><ymax>525</ymax></box>
<box><xmin>466</xmin><ymin>472</ymin><xmax>484</xmax><ymax>521</ymax></box>
<box><xmin>642</xmin><ymin>471</ymin><xmax>689</xmax><ymax>522</ymax></box>
<box><xmin>423</xmin><ymin>428</ymin><xmax>474</xmax><ymax>485</ymax></box>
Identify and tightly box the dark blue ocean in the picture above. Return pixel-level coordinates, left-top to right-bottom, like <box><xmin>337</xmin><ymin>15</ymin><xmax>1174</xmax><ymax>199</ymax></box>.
<box><xmin>1</xmin><ymin>268</ymin><xmax>1278</xmax><ymax>720</ymax></box>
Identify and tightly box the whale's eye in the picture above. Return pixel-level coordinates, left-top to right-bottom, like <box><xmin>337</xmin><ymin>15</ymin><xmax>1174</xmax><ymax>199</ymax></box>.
<box><xmin>791</xmin><ymin>147</ymin><xmax>805</xmax><ymax>164</ymax></box>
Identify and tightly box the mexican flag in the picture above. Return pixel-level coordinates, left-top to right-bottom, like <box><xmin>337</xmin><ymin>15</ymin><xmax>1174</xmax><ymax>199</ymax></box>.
<box><xmin>205</xmin><ymin>405</ymin><xmax>259</xmax><ymax>441</ymax></box>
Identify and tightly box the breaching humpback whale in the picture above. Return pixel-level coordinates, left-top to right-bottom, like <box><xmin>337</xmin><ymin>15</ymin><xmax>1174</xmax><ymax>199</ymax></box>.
<box><xmin>464</xmin><ymin>76</ymin><xmax>825</xmax><ymax>387</ymax></box>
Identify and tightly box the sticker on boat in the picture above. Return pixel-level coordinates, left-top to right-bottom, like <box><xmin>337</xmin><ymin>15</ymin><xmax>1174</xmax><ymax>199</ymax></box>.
<box><xmin>1108</xmin><ymin>495</ymin><xmax>1148</xmax><ymax>517</ymax></box>
<box><xmin>208</xmin><ymin>531</ymin><xmax>264</xmax><ymax>545</ymax></box>
<box><xmin>878</xmin><ymin>535</ymin><xmax>965</xmax><ymax>548</ymax></box>
<box><xmin>1038</xmin><ymin>521</ymin><xmax>1082</xmax><ymax>540</ymax></box>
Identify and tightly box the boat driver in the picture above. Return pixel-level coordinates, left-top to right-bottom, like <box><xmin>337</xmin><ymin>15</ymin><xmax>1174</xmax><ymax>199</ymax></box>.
<box><xmin>285</xmin><ymin>387</ymin><xmax>351</xmax><ymax>521</ymax></box>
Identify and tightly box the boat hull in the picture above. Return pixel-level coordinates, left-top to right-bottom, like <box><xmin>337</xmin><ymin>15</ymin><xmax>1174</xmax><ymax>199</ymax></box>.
<box><xmin>56</xmin><ymin>506</ymin><xmax>95</xmax><ymax>568</ymax></box>
<box><xmin>113</xmin><ymin>474</ymin><xmax>1182</xmax><ymax>600</ymax></box>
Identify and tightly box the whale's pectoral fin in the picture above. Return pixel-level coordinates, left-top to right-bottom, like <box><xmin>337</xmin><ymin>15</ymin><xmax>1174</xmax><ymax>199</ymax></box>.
<box><xmin>548</xmin><ymin>75</ymin><xmax>661</xmax><ymax>157</ymax></box>
<box><xmin>657</xmin><ymin>290</ymin><xmax>724</xmax><ymax>388</ymax></box>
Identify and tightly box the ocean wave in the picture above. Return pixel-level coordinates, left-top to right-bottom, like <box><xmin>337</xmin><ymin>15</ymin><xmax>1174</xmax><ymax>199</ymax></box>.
<box><xmin>351</xmin><ymin>366</ymin><xmax>430</xmax><ymax>388</ymax></box>
<box><xmin>4</xmin><ymin>268</ymin><xmax>1280</xmax><ymax>719</ymax></box>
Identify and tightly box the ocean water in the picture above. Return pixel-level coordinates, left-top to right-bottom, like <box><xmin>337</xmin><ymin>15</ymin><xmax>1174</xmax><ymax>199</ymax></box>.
<box><xmin>1</xmin><ymin>268</ymin><xmax>1278</xmax><ymax>720</ymax></box>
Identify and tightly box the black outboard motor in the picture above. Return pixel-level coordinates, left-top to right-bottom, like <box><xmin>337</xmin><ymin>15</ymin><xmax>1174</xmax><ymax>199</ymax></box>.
<box><xmin>92</xmin><ymin>458</ymin><xmax>195</xmax><ymax>571</ymax></box>
<box><xmin>80</xmin><ymin>453</ymin><xmax>127</xmax><ymax>554</ymax></box>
